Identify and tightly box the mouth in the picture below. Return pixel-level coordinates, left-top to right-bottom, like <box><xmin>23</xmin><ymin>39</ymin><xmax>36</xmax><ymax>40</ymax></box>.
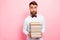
<box><xmin>31</xmin><ymin>11</ymin><xmax>37</xmax><ymax>17</ymax></box>
<box><xmin>31</xmin><ymin>11</ymin><xmax>37</xmax><ymax>14</ymax></box>
<box><xmin>32</xmin><ymin>11</ymin><xmax>36</xmax><ymax>14</ymax></box>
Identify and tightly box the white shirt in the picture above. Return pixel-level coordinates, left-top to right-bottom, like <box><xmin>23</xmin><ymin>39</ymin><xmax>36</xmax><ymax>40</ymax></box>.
<box><xmin>23</xmin><ymin>14</ymin><xmax>45</xmax><ymax>40</ymax></box>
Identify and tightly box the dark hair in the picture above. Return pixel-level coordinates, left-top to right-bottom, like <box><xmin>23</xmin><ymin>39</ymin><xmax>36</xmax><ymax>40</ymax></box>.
<box><xmin>29</xmin><ymin>1</ymin><xmax>38</xmax><ymax>6</ymax></box>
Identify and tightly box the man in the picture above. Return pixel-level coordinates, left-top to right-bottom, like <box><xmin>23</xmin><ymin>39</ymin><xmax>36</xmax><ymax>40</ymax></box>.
<box><xmin>23</xmin><ymin>1</ymin><xmax>45</xmax><ymax>40</ymax></box>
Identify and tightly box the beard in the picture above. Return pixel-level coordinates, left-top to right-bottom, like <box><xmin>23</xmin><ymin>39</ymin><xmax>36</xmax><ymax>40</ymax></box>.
<box><xmin>31</xmin><ymin>11</ymin><xmax>37</xmax><ymax>17</ymax></box>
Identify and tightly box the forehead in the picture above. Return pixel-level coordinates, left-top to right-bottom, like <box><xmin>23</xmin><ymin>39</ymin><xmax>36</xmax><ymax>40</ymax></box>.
<box><xmin>29</xmin><ymin>4</ymin><xmax>37</xmax><ymax>7</ymax></box>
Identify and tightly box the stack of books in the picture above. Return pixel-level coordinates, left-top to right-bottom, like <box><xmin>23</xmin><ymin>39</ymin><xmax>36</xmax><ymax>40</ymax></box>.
<box><xmin>30</xmin><ymin>22</ymin><xmax>42</xmax><ymax>38</ymax></box>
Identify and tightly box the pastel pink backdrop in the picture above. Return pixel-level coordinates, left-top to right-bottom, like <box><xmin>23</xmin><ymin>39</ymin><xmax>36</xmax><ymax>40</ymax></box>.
<box><xmin>0</xmin><ymin>0</ymin><xmax>60</xmax><ymax>40</ymax></box>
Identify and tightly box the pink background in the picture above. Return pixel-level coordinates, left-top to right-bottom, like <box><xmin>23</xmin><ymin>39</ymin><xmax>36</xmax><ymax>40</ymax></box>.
<box><xmin>0</xmin><ymin>0</ymin><xmax>60</xmax><ymax>40</ymax></box>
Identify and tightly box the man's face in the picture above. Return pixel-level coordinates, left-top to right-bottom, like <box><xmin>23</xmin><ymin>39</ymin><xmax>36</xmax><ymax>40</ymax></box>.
<box><xmin>29</xmin><ymin>4</ymin><xmax>37</xmax><ymax>16</ymax></box>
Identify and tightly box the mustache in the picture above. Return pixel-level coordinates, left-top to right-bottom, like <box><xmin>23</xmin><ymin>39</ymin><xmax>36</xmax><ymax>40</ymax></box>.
<box><xmin>31</xmin><ymin>11</ymin><xmax>37</xmax><ymax>14</ymax></box>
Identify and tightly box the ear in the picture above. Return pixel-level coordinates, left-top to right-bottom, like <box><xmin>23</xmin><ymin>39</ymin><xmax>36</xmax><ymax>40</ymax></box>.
<box><xmin>29</xmin><ymin>7</ymin><xmax>31</xmax><ymax>9</ymax></box>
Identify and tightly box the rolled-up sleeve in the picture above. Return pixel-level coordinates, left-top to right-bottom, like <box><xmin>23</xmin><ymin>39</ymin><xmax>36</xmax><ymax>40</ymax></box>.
<box><xmin>23</xmin><ymin>19</ymin><xmax>29</xmax><ymax>35</ymax></box>
<box><xmin>41</xmin><ymin>16</ymin><xmax>45</xmax><ymax>33</ymax></box>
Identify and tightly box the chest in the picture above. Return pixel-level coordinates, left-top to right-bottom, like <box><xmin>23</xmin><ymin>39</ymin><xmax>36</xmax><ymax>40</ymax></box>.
<box><xmin>27</xmin><ymin>17</ymin><xmax>43</xmax><ymax>26</ymax></box>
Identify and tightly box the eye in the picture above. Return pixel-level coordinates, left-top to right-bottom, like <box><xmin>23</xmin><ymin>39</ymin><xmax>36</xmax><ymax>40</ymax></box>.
<box><xmin>35</xmin><ymin>7</ymin><xmax>37</xmax><ymax>8</ymax></box>
<box><xmin>30</xmin><ymin>7</ymin><xmax>33</xmax><ymax>8</ymax></box>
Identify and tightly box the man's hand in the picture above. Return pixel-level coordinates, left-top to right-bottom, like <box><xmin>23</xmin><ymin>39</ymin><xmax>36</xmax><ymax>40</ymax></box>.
<box><xmin>40</xmin><ymin>32</ymin><xmax>42</xmax><ymax>38</ymax></box>
<box><xmin>28</xmin><ymin>33</ymin><xmax>31</xmax><ymax>37</ymax></box>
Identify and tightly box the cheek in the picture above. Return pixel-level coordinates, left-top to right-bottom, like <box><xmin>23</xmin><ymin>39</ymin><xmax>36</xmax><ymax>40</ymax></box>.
<box><xmin>34</xmin><ymin>9</ymin><xmax>37</xmax><ymax>11</ymax></box>
<box><xmin>30</xmin><ymin>9</ymin><xmax>33</xmax><ymax>12</ymax></box>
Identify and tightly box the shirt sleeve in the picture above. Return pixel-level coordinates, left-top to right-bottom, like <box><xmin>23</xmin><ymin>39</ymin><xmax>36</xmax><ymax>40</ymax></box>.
<box><xmin>41</xmin><ymin>16</ymin><xmax>45</xmax><ymax>33</ymax></box>
<box><xmin>23</xmin><ymin>19</ymin><xmax>29</xmax><ymax>35</ymax></box>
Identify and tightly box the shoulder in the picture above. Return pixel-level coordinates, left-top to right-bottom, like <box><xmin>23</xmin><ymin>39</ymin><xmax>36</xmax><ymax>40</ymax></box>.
<box><xmin>37</xmin><ymin>14</ymin><xmax>44</xmax><ymax>18</ymax></box>
<box><xmin>24</xmin><ymin>16</ymin><xmax>30</xmax><ymax>21</ymax></box>
<box><xmin>37</xmin><ymin>14</ymin><xmax>45</xmax><ymax>22</ymax></box>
